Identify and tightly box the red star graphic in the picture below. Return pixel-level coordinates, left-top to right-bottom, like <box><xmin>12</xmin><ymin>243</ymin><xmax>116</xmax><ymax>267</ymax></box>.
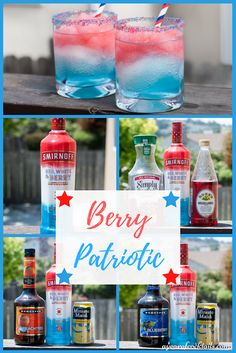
<box><xmin>57</xmin><ymin>191</ymin><xmax>73</xmax><ymax>207</ymax></box>
<box><xmin>163</xmin><ymin>268</ymin><xmax>179</xmax><ymax>284</ymax></box>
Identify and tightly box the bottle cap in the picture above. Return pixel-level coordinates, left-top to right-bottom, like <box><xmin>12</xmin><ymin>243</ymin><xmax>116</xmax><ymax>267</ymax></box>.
<box><xmin>24</xmin><ymin>248</ymin><xmax>35</xmax><ymax>257</ymax></box>
<box><xmin>172</xmin><ymin>121</ymin><xmax>183</xmax><ymax>143</ymax></box>
<box><xmin>133</xmin><ymin>135</ymin><xmax>156</xmax><ymax>145</ymax></box>
<box><xmin>180</xmin><ymin>243</ymin><xmax>188</xmax><ymax>265</ymax></box>
<box><xmin>147</xmin><ymin>284</ymin><xmax>160</xmax><ymax>291</ymax></box>
<box><xmin>51</xmin><ymin>118</ymin><xmax>66</xmax><ymax>130</ymax></box>
<box><xmin>199</xmin><ymin>139</ymin><xmax>210</xmax><ymax>147</ymax></box>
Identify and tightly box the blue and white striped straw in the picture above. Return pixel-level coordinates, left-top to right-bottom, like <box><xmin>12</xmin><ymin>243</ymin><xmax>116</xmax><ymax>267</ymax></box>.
<box><xmin>155</xmin><ymin>4</ymin><xmax>170</xmax><ymax>27</ymax></box>
<box><xmin>95</xmin><ymin>3</ymin><xmax>106</xmax><ymax>17</ymax></box>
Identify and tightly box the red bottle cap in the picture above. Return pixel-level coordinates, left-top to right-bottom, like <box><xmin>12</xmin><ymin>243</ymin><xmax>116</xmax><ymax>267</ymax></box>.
<box><xmin>172</xmin><ymin>121</ymin><xmax>183</xmax><ymax>143</ymax></box>
<box><xmin>51</xmin><ymin>118</ymin><xmax>65</xmax><ymax>130</ymax></box>
<box><xmin>180</xmin><ymin>243</ymin><xmax>188</xmax><ymax>265</ymax></box>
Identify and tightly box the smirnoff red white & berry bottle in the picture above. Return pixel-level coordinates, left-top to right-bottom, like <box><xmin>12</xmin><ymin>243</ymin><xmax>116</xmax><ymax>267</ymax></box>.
<box><xmin>46</xmin><ymin>243</ymin><xmax>72</xmax><ymax>345</ymax></box>
<box><xmin>164</xmin><ymin>122</ymin><xmax>190</xmax><ymax>225</ymax></box>
<box><xmin>170</xmin><ymin>243</ymin><xmax>196</xmax><ymax>345</ymax></box>
<box><xmin>40</xmin><ymin>118</ymin><xmax>76</xmax><ymax>235</ymax></box>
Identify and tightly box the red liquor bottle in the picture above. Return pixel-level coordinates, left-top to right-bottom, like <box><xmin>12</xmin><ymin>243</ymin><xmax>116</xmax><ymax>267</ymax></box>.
<box><xmin>46</xmin><ymin>244</ymin><xmax>72</xmax><ymax>345</ymax></box>
<box><xmin>191</xmin><ymin>139</ymin><xmax>218</xmax><ymax>226</ymax></box>
<box><xmin>40</xmin><ymin>118</ymin><xmax>76</xmax><ymax>235</ymax></box>
<box><xmin>164</xmin><ymin>122</ymin><xmax>190</xmax><ymax>225</ymax></box>
<box><xmin>170</xmin><ymin>243</ymin><xmax>196</xmax><ymax>345</ymax></box>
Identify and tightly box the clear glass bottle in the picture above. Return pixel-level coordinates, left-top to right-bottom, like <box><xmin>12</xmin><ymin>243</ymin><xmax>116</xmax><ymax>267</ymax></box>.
<box><xmin>128</xmin><ymin>135</ymin><xmax>162</xmax><ymax>190</ymax></box>
<box><xmin>191</xmin><ymin>139</ymin><xmax>218</xmax><ymax>226</ymax></box>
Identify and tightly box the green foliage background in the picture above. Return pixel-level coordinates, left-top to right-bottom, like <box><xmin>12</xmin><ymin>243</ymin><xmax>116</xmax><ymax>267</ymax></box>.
<box><xmin>4</xmin><ymin>118</ymin><xmax>106</xmax><ymax>150</ymax></box>
<box><xmin>3</xmin><ymin>239</ymin><xmax>115</xmax><ymax>300</ymax></box>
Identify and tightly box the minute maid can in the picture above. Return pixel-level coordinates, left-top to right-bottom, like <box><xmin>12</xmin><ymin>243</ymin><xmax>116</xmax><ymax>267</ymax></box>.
<box><xmin>72</xmin><ymin>302</ymin><xmax>95</xmax><ymax>345</ymax></box>
<box><xmin>196</xmin><ymin>303</ymin><xmax>219</xmax><ymax>346</ymax></box>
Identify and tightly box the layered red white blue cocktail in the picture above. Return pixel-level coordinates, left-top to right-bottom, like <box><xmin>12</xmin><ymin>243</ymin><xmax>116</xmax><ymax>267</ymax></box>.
<box><xmin>52</xmin><ymin>11</ymin><xmax>117</xmax><ymax>99</ymax></box>
<box><xmin>115</xmin><ymin>17</ymin><xmax>184</xmax><ymax>113</ymax></box>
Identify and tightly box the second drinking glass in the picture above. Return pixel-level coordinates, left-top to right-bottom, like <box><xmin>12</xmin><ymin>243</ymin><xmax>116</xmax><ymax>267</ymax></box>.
<box><xmin>115</xmin><ymin>17</ymin><xmax>184</xmax><ymax>113</ymax></box>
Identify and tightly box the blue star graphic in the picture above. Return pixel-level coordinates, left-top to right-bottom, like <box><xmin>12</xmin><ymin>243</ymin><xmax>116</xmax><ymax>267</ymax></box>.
<box><xmin>56</xmin><ymin>268</ymin><xmax>73</xmax><ymax>284</ymax></box>
<box><xmin>163</xmin><ymin>191</ymin><xmax>179</xmax><ymax>207</ymax></box>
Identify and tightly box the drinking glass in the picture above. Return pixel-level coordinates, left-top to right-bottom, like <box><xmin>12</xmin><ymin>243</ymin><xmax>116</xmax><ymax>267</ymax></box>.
<box><xmin>115</xmin><ymin>17</ymin><xmax>184</xmax><ymax>113</ymax></box>
<box><xmin>52</xmin><ymin>10</ymin><xmax>117</xmax><ymax>99</ymax></box>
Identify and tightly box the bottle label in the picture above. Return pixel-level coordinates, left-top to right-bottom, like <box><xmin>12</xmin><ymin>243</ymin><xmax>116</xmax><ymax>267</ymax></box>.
<box><xmin>41</xmin><ymin>150</ymin><xmax>76</xmax><ymax>230</ymax></box>
<box><xmin>164</xmin><ymin>158</ymin><xmax>190</xmax><ymax>170</ymax></box>
<box><xmin>170</xmin><ymin>278</ymin><xmax>196</xmax><ymax>339</ymax></box>
<box><xmin>15</xmin><ymin>307</ymin><xmax>45</xmax><ymax>336</ymax></box>
<box><xmin>133</xmin><ymin>175</ymin><xmax>161</xmax><ymax>190</ymax></box>
<box><xmin>41</xmin><ymin>151</ymin><xmax>75</xmax><ymax>163</ymax></box>
<box><xmin>164</xmin><ymin>158</ymin><xmax>190</xmax><ymax>197</ymax></box>
<box><xmin>23</xmin><ymin>257</ymin><xmax>36</xmax><ymax>289</ymax></box>
<box><xmin>46</xmin><ymin>289</ymin><xmax>72</xmax><ymax>317</ymax></box>
<box><xmin>140</xmin><ymin>308</ymin><xmax>168</xmax><ymax>337</ymax></box>
<box><xmin>196</xmin><ymin>189</ymin><xmax>215</xmax><ymax>217</ymax></box>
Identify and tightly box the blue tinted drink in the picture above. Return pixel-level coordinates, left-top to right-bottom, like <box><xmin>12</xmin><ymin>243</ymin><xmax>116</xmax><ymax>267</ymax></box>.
<box><xmin>116</xmin><ymin>17</ymin><xmax>184</xmax><ymax>113</ymax></box>
<box><xmin>53</xmin><ymin>11</ymin><xmax>116</xmax><ymax>99</ymax></box>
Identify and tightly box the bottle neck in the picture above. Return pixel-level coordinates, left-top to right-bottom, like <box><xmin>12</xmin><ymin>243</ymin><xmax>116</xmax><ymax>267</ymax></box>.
<box><xmin>146</xmin><ymin>285</ymin><xmax>161</xmax><ymax>296</ymax></box>
<box><xmin>22</xmin><ymin>287</ymin><xmax>37</xmax><ymax>295</ymax></box>
<box><xmin>135</xmin><ymin>144</ymin><xmax>156</xmax><ymax>163</ymax></box>
<box><xmin>23</xmin><ymin>256</ymin><xmax>36</xmax><ymax>290</ymax></box>
<box><xmin>50</xmin><ymin>129</ymin><xmax>66</xmax><ymax>133</ymax></box>
<box><xmin>192</xmin><ymin>146</ymin><xmax>217</xmax><ymax>181</ymax></box>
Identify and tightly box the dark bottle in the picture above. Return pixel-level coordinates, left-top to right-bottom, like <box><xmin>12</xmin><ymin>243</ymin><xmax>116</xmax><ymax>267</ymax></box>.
<box><xmin>14</xmin><ymin>249</ymin><xmax>45</xmax><ymax>345</ymax></box>
<box><xmin>138</xmin><ymin>284</ymin><xmax>169</xmax><ymax>347</ymax></box>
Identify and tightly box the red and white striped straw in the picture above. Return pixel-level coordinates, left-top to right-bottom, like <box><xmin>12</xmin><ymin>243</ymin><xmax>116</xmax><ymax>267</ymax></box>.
<box><xmin>94</xmin><ymin>3</ymin><xmax>106</xmax><ymax>17</ymax></box>
<box><xmin>155</xmin><ymin>3</ymin><xmax>170</xmax><ymax>27</ymax></box>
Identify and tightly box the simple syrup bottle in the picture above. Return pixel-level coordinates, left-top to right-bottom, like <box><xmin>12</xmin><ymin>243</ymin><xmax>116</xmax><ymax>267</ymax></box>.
<box><xmin>170</xmin><ymin>244</ymin><xmax>196</xmax><ymax>345</ymax></box>
<box><xmin>40</xmin><ymin>118</ymin><xmax>76</xmax><ymax>235</ymax></box>
<box><xmin>164</xmin><ymin>121</ymin><xmax>190</xmax><ymax>225</ymax></box>
<box><xmin>138</xmin><ymin>285</ymin><xmax>169</xmax><ymax>347</ymax></box>
<box><xmin>14</xmin><ymin>249</ymin><xmax>45</xmax><ymax>345</ymax></box>
<box><xmin>128</xmin><ymin>135</ymin><xmax>162</xmax><ymax>190</ymax></box>
<box><xmin>191</xmin><ymin>139</ymin><xmax>218</xmax><ymax>226</ymax></box>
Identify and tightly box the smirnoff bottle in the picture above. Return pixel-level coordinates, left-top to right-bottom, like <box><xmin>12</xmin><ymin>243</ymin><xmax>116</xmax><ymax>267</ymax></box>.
<box><xmin>14</xmin><ymin>249</ymin><xmax>45</xmax><ymax>345</ymax></box>
<box><xmin>191</xmin><ymin>139</ymin><xmax>218</xmax><ymax>226</ymax></box>
<box><xmin>138</xmin><ymin>285</ymin><xmax>169</xmax><ymax>347</ymax></box>
<box><xmin>128</xmin><ymin>135</ymin><xmax>162</xmax><ymax>190</ymax></box>
<box><xmin>46</xmin><ymin>244</ymin><xmax>72</xmax><ymax>345</ymax></box>
<box><xmin>164</xmin><ymin>122</ymin><xmax>190</xmax><ymax>225</ymax></box>
<box><xmin>40</xmin><ymin>118</ymin><xmax>76</xmax><ymax>235</ymax></box>
<box><xmin>170</xmin><ymin>243</ymin><xmax>196</xmax><ymax>346</ymax></box>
